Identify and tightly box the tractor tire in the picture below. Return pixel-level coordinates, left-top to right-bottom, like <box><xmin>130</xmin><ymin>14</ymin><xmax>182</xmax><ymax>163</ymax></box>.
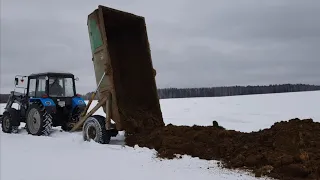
<box><xmin>82</xmin><ymin>115</ymin><xmax>111</xmax><ymax>144</ymax></box>
<box><xmin>26</xmin><ymin>103</ymin><xmax>53</xmax><ymax>136</ymax></box>
<box><xmin>61</xmin><ymin>123</ymin><xmax>72</xmax><ymax>132</ymax></box>
<box><xmin>61</xmin><ymin>107</ymin><xmax>83</xmax><ymax>132</ymax></box>
<box><xmin>1</xmin><ymin>108</ymin><xmax>20</xmax><ymax>133</ymax></box>
<box><xmin>61</xmin><ymin>121</ymin><xmax>75</xmax><ymax>132</ymax></box>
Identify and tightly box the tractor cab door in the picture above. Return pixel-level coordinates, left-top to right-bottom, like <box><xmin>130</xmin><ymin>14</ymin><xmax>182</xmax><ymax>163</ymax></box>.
<box><xmin>27</xmin><ymin>76</ymin><xmax>48</xmax><ymax>99</ymax></box>
<box><xmin>35</xmin><ymin>76</ymin><xmax>48</xmax><ymax>98</ymax></box>
<box><xmin>19</xmin><ymin>77</ymin><xmax>39</xmax><ymax>118</ymax></box>
<box><xmin>27</xmin><ymin>78</ymin><xmax>37</xmax><ymax>98</ymax></box>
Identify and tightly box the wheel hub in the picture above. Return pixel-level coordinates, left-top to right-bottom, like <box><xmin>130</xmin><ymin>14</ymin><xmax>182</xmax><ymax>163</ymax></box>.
<box><xmin>4</xmin><ymin>117</ymin><xmax>10</xmax><ymax>130</ymax></box>
<box><xmin>87</xmin><ymin>126</ymin><xmax>97</xmax><ymax>139</ymax></box>
<box><xmin>27</xmin><ymin>109</ymin><xmax>41</xmax><ymax>134</ymax></box>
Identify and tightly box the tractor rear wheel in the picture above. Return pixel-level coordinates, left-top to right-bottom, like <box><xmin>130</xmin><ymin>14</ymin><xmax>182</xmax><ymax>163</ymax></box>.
<box><xmin>26</xmin><ymin>103</ymin><xmax>53</xmax><ymax>136</ymax></box>
<box><xmin>61</xmin><ymin>107</ymin><xmax>83</xmax><ymax>132</ymax></box>
<box><xmin>82</xmin><ymin>115</ymin><xmax>111</xmax><ymax>144</ymax></box>
<box><xmin>1</xmin><ymin>108</ymin><xmax>19</xmax><ymax>133</ymax></box>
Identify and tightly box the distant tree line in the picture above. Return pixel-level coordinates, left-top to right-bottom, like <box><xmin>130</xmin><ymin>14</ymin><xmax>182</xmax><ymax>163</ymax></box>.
<box><xmin>156</xmin><ymin>84</ymin><xmax>320</xmax><ymax>99</ymax></box>
<box><xmin>0</xmin><ymin>94</ymin><xmax>10</xmax><ymax>104</ymax></box>
<box><xmin>0</xmin><ymin>83</ymin><xmax>319</xmax><ymax>103</ymax></box>
<box><xmin>65</xmin><ymin>83</ymin><xmax>320</xmax><ymax>100</ymax></box>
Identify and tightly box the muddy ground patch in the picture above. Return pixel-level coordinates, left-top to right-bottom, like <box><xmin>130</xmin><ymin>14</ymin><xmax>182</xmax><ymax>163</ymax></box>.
<box><xmin>125</xmin><ymin>118</ymin><xmax>320</xmax><ymax>180</ymax></box>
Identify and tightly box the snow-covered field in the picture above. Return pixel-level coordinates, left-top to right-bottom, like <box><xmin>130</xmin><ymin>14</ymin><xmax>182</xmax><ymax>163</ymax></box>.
<box><xmin>1</xmin><ymin>90</ymin><xmax>319</xmax><ymax>180</ymax></box>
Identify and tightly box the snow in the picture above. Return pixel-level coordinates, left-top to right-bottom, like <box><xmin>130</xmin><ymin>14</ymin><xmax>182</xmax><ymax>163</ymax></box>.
<box><xmin>1</xmin><ymin>90</ymin><xmax>319</xmax><ymax>180</ymax></box>
<box><xmin>160</xmin><ymin>90</ymin><xmax>320</xmax><ymax>132</ymax></box>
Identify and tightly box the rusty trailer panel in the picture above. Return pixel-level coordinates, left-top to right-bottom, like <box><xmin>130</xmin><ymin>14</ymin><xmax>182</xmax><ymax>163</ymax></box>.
<box><xmin>87</xmin><ymin>5</ymin><xmax>164</xmax><ymax>133</ymax></box>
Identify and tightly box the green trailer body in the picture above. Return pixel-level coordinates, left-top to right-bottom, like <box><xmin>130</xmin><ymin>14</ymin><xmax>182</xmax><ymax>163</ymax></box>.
<box><xmin>87</xmin><ymin>5</ymin><xmax>164</xmax><ymax>133</ymax></box>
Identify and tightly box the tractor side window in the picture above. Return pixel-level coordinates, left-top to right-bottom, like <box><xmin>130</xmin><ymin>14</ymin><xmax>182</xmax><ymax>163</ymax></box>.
<box><xmin>28</xmin><ymin>79</ymin><xmax>36</xmax><ymax>97</ymax></box>
<box><xmin>64</xmin><ymin>78</ymin><xmax>74</xmax><ymax>97</ymax></box>
<box><xmin>36</xmin><ymin>77</ymin><xmax>47</xmax><ymax>97</ymax></box>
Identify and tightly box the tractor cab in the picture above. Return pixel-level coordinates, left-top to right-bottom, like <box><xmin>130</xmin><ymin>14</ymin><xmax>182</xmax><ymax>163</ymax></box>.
<box><xmin>27</xmin><ymin>72</ymin><xmax>79</xmax><ymax>99</ymax></box>
<box><xmin>26</xmin><ymin>72</ymin><xmax>85</xmax><ymax>125</ymax></box>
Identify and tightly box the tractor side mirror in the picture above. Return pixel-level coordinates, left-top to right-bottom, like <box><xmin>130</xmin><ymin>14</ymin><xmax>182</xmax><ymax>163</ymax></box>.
<box><xmin>15</xmin><ymin>78</ymin><xmax>19</xmax><ymax>85</ymax></box>
<box><xmin>75</xmin><ymin>77</ymin><xmax>79</xmax><ymax>81</ymax></box>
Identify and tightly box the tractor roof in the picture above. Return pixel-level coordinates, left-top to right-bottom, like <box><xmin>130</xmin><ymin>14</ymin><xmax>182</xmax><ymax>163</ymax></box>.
<box><xmin>29</xmin><ymin>72</ymin><xmax>74</xmax><ymax>78</ymax></box>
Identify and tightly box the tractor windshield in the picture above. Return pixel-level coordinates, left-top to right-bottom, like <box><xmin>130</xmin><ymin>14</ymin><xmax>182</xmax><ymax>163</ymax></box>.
<box><xmin>48</xmin><ymin>77</ymin><xmax>75</xmax><ymax>97</ymax></box>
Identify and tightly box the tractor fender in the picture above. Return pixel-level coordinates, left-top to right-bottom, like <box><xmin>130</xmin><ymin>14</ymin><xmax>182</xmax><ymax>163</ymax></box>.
<box><xmin>29</xmin><ymin>98</ymin><xmax>56</xmax><ymax>114</ymax></box>
<box><xmin>3</xmin><ymin>108</ymin><xmax>20</xmax><ymax>126</ymax></box>
<box><xmin>71</xmin><ymin>96</ymin><xmax>86</xmax><ymax>111</ymax></box>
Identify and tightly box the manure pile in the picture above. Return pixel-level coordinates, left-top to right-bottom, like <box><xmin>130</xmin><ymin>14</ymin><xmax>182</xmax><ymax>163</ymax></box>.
<box><xmin>125</xmin><ymin>118</ymin><xmax>320</xmax><ymax>180</ymax></box>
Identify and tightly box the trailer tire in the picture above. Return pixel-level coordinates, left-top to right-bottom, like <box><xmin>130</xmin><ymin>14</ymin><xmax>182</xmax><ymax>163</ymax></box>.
<box><xmin>83</xmin><ymin>115</ymin><xmax>111</xmax><ymax>144</ymax></box>
<box><xmin>1</xmin><ymin>108</ymin><xmax>20</xmax><ymax>133</ymax></box>
<box><xmin>26</xmin><ymin>103</ymin><xmax>53</xmax><ymax>136</ymax></box>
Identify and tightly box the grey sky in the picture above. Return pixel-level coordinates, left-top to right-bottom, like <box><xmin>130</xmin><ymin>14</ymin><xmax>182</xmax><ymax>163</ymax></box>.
<box><xmin>1</xmin><ymin>0</ymin><xmax>320</xmax><ymax>94</ymax></box>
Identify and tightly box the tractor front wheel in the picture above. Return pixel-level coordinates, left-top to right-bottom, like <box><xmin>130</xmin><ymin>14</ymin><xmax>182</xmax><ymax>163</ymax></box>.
<box><xmin>1</xmin><ymin>108</ymin><xmax>19</xmax><ymax>133</ymax></box>
<box><xmin>26</xmin><ymin>103</ymin><xmax>53</xmax><ymax>136</ymax></box>
<box><xmin>82</xmin><ymin>115</ymin><xmax>111</xmax><ymax>144</ymax></box>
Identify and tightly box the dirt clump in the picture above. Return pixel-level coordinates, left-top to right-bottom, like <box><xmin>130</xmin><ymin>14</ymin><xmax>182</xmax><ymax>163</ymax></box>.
<box><xmin>118</xmin><ymin>106</ymin><xmax>165</xmax><ymax>134</ymax></box>
<box><xmin>125</xmin><ymin>118</ymin><xmax>320</xmax><ymax>180</ymax></box>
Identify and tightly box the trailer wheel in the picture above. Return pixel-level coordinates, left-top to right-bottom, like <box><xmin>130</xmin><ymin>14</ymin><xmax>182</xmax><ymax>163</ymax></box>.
<box><xmin>83</xmin><ymin>115</ymin><xmax>111</xmax><ymax>144</ymax></box>
<box><xmin>1</xmin><ymin>108</ymin><xmax>19</xmax><ymax>133</ymax></box>
<box><xmin>26</xmin><ymin>103</ymin><xmax>53</xmax><ymax>136</ymax></box>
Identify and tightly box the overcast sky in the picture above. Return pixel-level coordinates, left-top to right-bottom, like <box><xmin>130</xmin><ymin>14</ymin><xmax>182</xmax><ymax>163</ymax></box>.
<box><xmin>1</xmin><ymin>0</ymin><xmax>319</xmax><ymax>94</ymax></box>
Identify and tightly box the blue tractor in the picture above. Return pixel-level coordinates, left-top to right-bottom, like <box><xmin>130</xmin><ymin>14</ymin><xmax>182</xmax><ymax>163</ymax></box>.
<box><xmin>1</xmin><ymin>72</ymin><xmax>86</xmax><ymax>136</ymax></box>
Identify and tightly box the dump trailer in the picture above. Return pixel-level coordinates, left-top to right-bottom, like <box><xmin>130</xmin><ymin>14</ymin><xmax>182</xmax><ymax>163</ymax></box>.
<box><xmin>72</xmin><ymin>5</ymin><xmax>165</xmax><ymax>144</ymax></box>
